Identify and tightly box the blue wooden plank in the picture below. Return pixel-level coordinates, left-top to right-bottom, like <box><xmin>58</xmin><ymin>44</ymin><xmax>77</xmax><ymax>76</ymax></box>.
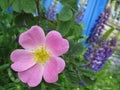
<box><xmin>86</xmin><ymin>0</ymin><xmax>108</xmax><ymax>35</ymax></box>
<box><xmin>42</xmin><ymin>0</ymin><xmax>53</xmax><ymax>11</ymax></box>
<box><xmin>82</xmin><ymin>0</ymin><xmax>97</xmax><ymax>36</ymax></box>
<box><xmin>82</xmin><ymin>0</ymin><xmax>108</xmax><ymax>36</ymax></box>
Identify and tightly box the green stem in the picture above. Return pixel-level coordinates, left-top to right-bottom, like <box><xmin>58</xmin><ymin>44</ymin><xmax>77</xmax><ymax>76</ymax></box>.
<box><xmin>35</xmin><ymin>0</ymin><xmax>41</xmax><ymax>25</ymax></box>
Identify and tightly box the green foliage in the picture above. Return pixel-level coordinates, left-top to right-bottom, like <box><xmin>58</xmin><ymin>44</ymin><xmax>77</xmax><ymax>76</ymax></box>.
<box><xmin>87</xmin><ymin>61</ymin><xmax>120</xmax><ymax>90</ymax></box>
<box><xmin>68</xmin><ymin>41</ymin><xmax>84</xmax><ymax>56</ymax></box>
<box><xmin>12</xmin><ymin>0</ymin><xmax>36</xmax><ymax>13</ymax></box>
<box><xmin>103</xmin><ymin>27</ymin><xmax>115</xmax><ymax>40</ymax></box>
<box><xmin>15</xmin><ymin>13</ymin><xmax>37</xmax><ymax>27</ymax></box>
<box><xmin>58</xmin><ymin>6</ymin><xmax>73</xmax><ymax>21</ymax></box>
<box><xmin>57</xmin><ymin>19</ymin><xmax>74</xmax><ymax>36</ymax></box>
<box><xmin>0</xmin><ymin>0</ymin><xmax>118</xmax><ymax>90</ymax></box>
<box><xmin>0</xmin><ymin>0</ymin><xmax>9</xmax><ymax>9</ymax></box>
<box><xmin>59</xmin><ymin>0</ymin><xmax>78</xmax><ymax>10</ymax></box>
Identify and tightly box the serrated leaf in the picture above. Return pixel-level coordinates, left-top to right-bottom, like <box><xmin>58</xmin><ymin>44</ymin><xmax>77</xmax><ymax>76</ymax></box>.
<box><xmin>69</xmin><ymin>42</ymin><xmax>84</xmax><ymax>56</ymax></box>
<box><xmin>60</xmin><ymin>0</ymin><xmax>78</xmax><ymax>10</ymax></box>
<box><xmin>12</xmin><ymin>0</ymin><xmax>22</xmax><ymax>12</ymax></box>
<box><xmin>73</xmin><ymin>23</ymin><xmax>83</xmax><ymax>37</ymax></box>
<box><xmin>58</xmin><ymin>6</ymin><xmax>73</xmax><ymax>21</ymax></box>
<box><xmin>57</xmin><ymin>19</ymin><xmax>73</xmax><ymax>36</ymax></box>
<box><xmin>69</xmin><ymin>40</ymin><xmax>74</xmax><ymax>49</ymax></box>
<box><xmin>45</xmin><ymin>83</ymin><xmax>61</xmax><ymax>90</ymax></box>
<box><xmin>72</xmin><ymin>23</ymin><xmax>83</xmax><ymax>40</ymax></box>
<box><xmin>12</xmin><ymin>0</ymin><xmax>36</xmax><ymax>13</ymax></box>
<box><xmin>21</xmin><ymin>0</ymin><xmax>36</xmax><ymax>13</ymax></box>
<box><xmin>81</xmin><ymin>75</ymin><xmax>95</xmax><ymax>86</ymax></box>
<box><xmin>15</xmin><ymin>13</ymin><xmax>35</xmax><ymax>26</ymax></box>
<box><xmin>64</xmin><ymin>22</ymin><xmax>83</xmax><ymax>40</ymax></box>
<box><xmin>78</xmin><ymin>68</ymin><xmax>95</xmax><ymax>77</ymax></box>
<box><xmin>64</xmin><ymin>70</ymin><xmax>79</xmax><ymax>86</ymax></box>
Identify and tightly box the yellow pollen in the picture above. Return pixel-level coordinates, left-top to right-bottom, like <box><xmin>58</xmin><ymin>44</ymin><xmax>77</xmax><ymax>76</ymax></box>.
<box><xmin>32</xmin><ymin>46</ymin><xmax>51</xmax><ymax>64</ymax></box>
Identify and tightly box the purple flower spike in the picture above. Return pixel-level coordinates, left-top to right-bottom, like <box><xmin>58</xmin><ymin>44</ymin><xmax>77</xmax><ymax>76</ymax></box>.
<box><xmin>75</xmin><ymin>1</ymin><xmax>88</xmax><ymax>23</ymax></box>
<box><xmin>87</xmin><ymin>7</ymin><xmax>111</xmax><ymax>44</ymax></box>
<box><xmin>84</xmin><ymin>39</ymin><xmax>117</xmax><ymax>72</ymax></box>
<box><xmin>84</xmin><ymin>7</ymin><xmax>117</xmax><ymax>72</ymax></box>
<box><xmin>46</xmin><ymin>0</ymin><xmax>59</xmax><ymax>21</ymax></box>
<box><xmin>110</xmin><ymin>38</ymin><xmax>117</xmax><ymax>47</ymax></box>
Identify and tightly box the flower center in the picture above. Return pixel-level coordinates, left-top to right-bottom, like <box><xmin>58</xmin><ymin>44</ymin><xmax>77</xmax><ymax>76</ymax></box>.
<box><xmin>32</xmin><ymin>45</ymin><xmax>51</xmax><ymax>64</ymax></box>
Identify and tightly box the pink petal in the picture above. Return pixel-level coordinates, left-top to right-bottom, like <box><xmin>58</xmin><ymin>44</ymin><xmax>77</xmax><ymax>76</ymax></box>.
<box><xmin>45</xmin><ymin>31</ymin><xmax>69</xmax><ymax>56</ymax></box>
<box><xmin>10</xmin><ymin>49</ymin><xmax>32</xmax><ymax>62</ymax></box>
<box><xmin>43</xmin><ymin>57</ymin><xmax>58</xmax><ymax>83</ymax></box>
<box><xmin>56</xmin><ymin>57</ymin><xmax>65</xmax><ymax>73</ymax></box>
<box><xmin>18</xmin><ymin>64</ymin><xmax>43</xmax><ymax>87</ymax></box>
<box><xmin>10</xmin><ymin>50</ymin><xmax>36</xmax><ymax>72</ymax></box>
<box><xmin>19</xmin><ymin>26</ymin><xmax>45</xmax><ymax>49</ymax></box>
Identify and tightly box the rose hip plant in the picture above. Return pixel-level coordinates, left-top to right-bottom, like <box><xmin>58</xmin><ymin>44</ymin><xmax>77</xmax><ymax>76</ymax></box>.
<box><xmin>0</xmin><ymin>0</ymin><xmax>119</xmax><ymax>90</ymax></box>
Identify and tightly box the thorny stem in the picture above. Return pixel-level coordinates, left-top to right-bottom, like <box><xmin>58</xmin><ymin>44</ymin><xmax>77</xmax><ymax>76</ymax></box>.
<box><xmin>35</xmin><ymin>0</ymin><xmax>41</xmax><ymax>25</ymax></box>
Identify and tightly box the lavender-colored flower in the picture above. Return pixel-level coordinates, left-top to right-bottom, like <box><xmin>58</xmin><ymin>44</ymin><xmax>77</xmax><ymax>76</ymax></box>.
<box><xmin>84</xmin><ymin>39</ymin><xmax>117</xmax><ymax>72</ymax></box>
<box><xmin>75</xmin><ymin>1</ymin><xmax>88</xmax><ymax>23</ymax></box>
<box><xmin>84</xmin><ymin>43</ymin><xmax>95</xmax><ymax>61</ymax></box>
<box><xmin>76</xmin><ymin>12</ymin><xmax>85</xmax><ymax>23</ymax></box>
<box><xmin>46</xmin><ymin>0</ymin><xmax>59</xmax><ymax>20</ymax></box>
<box><xmin>110</xmin><ymin>38</ymin><xmax>117</xmax><ymax>47</ymax></box>
<box><xmin>78</xmin><ymin>81</ymin><xmax>86</xmax><ymax>87</ymax></box>
<box><xmin>84</xmin><ymin>7</ymin><xmax>117</xmax><ymax>71</ymax></box>
<box><xmin>87</xmin><ymin>7</ymin><xmax>111</xmax><ymax>44</ymax></box>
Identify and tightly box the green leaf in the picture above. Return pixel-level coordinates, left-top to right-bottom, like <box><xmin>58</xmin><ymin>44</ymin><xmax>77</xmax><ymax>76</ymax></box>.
<box><xmin>64</xmin><ymin>70</ymin><xmax>79</xmax><ymax>86</ymax></box>
<box><xmin>47</xmin><ymin>21</ymin><xmax>57</xmax><ymax>30</ymax></box>
<box><xmin>12</xmin><ymin>0</ymin><xmax>22</xmax><ymax>12</ymax></box>
<box><xmin>57</xmin><ymin>19</ymin><xmax>73</xmax><ymax>36</ymax></box>
<box><xmin>69</xmin><ymin>42</ymin><xmax>84</xmax><ymax>56</ymax></box>
<box><xmin>0</xmin><ymin>64</ymin><xmax>10</xmax><ymax>71</ymax></box>
<box><xmin>74</xmin><ymin>23</ymin><xmax>83</xmax><ymax>36</ymax></box>
<box><xmin>81</xmin><ymin>75</ymin><xmax>95</xmax><ymax>86</ymax></box>
<box><xmin>45</xmin><ymin>83</ymin><xmax>61</xmax><ymax>90</ymax></box>
<box><xmin>102</xmin><ymin>27</ymin><xmax>115</xmax><ymax>40</ymax></box>
<box><xmin>41</xmin><ymin>82</ymin><xmax>46</xmax><ymax>90</ymax></box>
<box><xmin>12</xmin><ymin>0</ymin><xmax>36</xmax><ymax>13</ymax></box>
<box><xmin>72</xmin><ymin>23</ymin><xmax>83</xmax><ymax>40</ymax></box>
<box><xmin>58</xmin><ymin>6</ymin><xmax>73</xmax><ymax>21</ymax></box>
<box><xmin>0</xmin><ymin>86</ymin><xmax>5</xmax><ymax>90</ymax></box>
<box><xmin>64</xmin><ymin>22</ymin><xmax>83</xmax><ymax>40</ymax></box>
<box><xmin>15</xmin><ymin>13</ymin><xmax>35</xmax><ymax>27</ymax></box>
<box><xmin>0</xmin><ymin>0</ymin><xmax>9</xmax><ymax>10</ymax></box>
<box><xmin>60</xmin><ymin>0</ymin><xmax>78</xmax><ymax>10</ymax></box>
<box><xmin>21</xmin><ymin>0</ymin><xmax>36</xmax><ymax>13</ymax></box>
<box><xmin>78</xmin><ymin>68</ymin><xmax>95</xmax><ymax>77</ymax></box>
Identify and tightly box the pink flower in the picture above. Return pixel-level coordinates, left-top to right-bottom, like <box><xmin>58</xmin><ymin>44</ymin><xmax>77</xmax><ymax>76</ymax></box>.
<box><xmin>10</xmin><ymin>26</ymin><xmax>69</xmax><ymax>87</ymax></box>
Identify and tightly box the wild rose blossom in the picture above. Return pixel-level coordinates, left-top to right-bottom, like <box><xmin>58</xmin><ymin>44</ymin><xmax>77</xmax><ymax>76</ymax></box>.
<box><xmin>10</xmin><ymin>26</ymin><xmax>69</xmax><ymax>87</ymax></box>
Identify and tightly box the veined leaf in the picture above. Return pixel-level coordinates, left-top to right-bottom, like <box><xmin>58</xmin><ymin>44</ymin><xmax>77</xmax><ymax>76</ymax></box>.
<box><xmin>58</xmin><ymin>6</ymin><xmax>73</xmax><ymax>21</ymax></box>
<box><xmin>102</xmin><ymin>27</ymin><xmax>115</xmax><ymax>40</ymax></box>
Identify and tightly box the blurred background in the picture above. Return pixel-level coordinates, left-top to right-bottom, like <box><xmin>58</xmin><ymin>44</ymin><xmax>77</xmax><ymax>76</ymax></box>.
<box><xmin>0</xmin><ymin>0</ymin><xmax>120</xmax><ymax>90</ymax></box>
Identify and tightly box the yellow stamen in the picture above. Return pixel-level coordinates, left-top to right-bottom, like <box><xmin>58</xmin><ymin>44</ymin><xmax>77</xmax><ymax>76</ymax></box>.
<box><xmin>32</xmin><ymin>45</ymin><xmax>51</xmax><ymax>64</ymax></box>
